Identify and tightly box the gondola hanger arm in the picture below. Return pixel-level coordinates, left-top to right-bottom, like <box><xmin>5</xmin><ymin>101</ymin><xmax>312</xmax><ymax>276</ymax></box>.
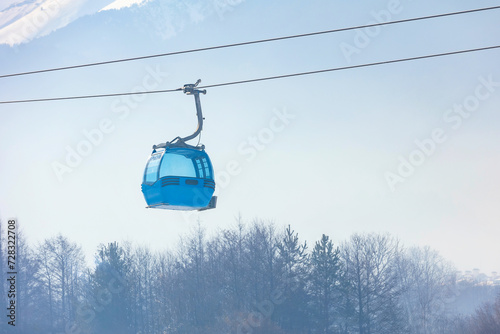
<box><xmin>153</xmin><ymin>79</ymin><xmax>207</xmax><ymax>151</ymax></box>
<box><xmin>180</xmin><ymin>79</ymin><xmax>206</xmax><ymax>142</ymax></box>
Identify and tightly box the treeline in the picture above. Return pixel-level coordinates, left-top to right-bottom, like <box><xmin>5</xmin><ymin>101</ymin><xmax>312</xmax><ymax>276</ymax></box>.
<box><xmin>1</xmin><ymin>220</ymin><xmax>499</xmax><ymax>334</ymax></box>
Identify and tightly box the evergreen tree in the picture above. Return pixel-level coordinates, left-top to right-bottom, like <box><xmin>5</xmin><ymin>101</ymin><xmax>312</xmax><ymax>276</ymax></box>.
<box><xmin>275</xmin><ymin>224</ymin><xmax>310</xmax><ymax>333</ymax></box>
<box><xmin>91</xmin><ymin>242</ymin><xmax>132</xmax><ymax>333</ymax></box>
<box><xmin>309</xmin><ymin>234</ymin><xmax>342</xmax><ymax>333</ymax></box>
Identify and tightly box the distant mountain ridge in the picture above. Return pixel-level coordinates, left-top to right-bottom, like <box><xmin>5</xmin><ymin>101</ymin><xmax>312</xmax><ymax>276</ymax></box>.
<box><xmin>0</xmin><ymin>0</ymin><xmax>242</xmax><ymax>46</ymax></box>
<box><xmin>0</xmin><ymin>0</ymin><xmax>118</xmax><ymax>45</ymax></box>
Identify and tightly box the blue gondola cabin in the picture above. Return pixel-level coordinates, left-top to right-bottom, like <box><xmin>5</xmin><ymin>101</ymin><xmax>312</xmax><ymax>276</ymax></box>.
<box><xmin>141</xmin><ymin>147</ymin><xmax>217</xmax><ymax>210</ymax></box>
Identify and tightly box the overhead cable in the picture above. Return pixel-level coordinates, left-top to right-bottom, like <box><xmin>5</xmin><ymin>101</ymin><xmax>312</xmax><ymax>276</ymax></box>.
<box><xmin>1</xmin><ymin>44</ymin><xmax>499</xmax><ymax>105</ymax></box>
<box><xmin>0</xmin><ymin>5</ymin><xmax>499</xmax><ymax>79</ymax></box>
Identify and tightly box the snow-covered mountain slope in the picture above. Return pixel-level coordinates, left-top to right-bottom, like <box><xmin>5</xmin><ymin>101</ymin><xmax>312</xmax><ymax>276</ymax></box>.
<box><xmin>0</xmin><ymin>0</ymin><xmax>116</xmax><ymax>45</ymax></box>
<box><xmin>102</xmin><ymin>0</ymin><xmax>148</xmax><ymax>11</ymax></box>
<box><xmin>0</xmin><ymin>0</ymin><xmax>245</xmax><ymax>47</ymax></box>
<box><xmin>0</xmin><ymin>0</ymin><xmax>44</xmax><ymax>29</ymax></box>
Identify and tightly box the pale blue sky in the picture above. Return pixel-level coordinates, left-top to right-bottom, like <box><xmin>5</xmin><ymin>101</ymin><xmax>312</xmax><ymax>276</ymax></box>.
<box><xmin>1</xmin><ymin>0</ymin><xmax>499</xmax><ymax>273</ymax></box>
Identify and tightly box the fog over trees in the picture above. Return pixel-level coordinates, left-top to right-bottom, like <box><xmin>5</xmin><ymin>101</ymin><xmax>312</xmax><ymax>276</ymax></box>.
<box><xmin>1</xmin><ymin>219</ymin><xmax>498</xmax><ymax>334</ymax></box>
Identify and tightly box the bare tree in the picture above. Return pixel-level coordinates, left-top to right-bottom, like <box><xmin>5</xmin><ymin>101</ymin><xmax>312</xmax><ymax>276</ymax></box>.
<box><xmin>341</xmin><ymin>232</ymin><xmax>404</xmax><ymax>334</ymax></box>
<box><xmin>469</xmin><ymin>293</ymin><xmax>500</xmax><ymax>334</ymax></box>
<box><xmin>220</xmin><ymin>222</ymin><xmax>248</xmax><ymax>312</ymax></box>
<box><xmin>152</xmin><ymin>251</ymin><xmax>180</xmax><ymax>333</ymax></box>
<box><xmin>133</xmin><ymin>245</ymin><xmax>158</xmax><ymax>334</ymax></box>
<box><xmin>37</xmin><ymin>234</ymin><xmax>86</xmax><ymax>332</ymax></box>
<box><xmin>245</xmin><ymin>221</ymin><xmax>278</xmax><ymax>305</ymax></box>
<box><xmin>396</xmin><ymin>246</ymin><xmax>456</xmax><ymax>334</ymax></box>
<box><xmin>14</xmin><ymin>230</ymin><xmax>47</xmax><ymax>333</ymax></box>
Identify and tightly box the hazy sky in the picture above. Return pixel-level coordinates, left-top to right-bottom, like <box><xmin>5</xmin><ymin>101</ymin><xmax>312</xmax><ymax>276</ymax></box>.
<box><xmin>1</xmin><ymin>0</ymin><xmax>499</xmax><ymax>273</ymax></box>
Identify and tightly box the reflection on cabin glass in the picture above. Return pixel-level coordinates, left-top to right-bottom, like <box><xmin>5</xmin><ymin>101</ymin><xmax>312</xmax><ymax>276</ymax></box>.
<box><xmin>144</xmin><ymin>153</ymin><xmax>161</xmax><ymax>184</ymax></box>
<box><xmin>159</xmin><ymin>152</ymin><xmax>197</xmax><ymax>178</ymax></box>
